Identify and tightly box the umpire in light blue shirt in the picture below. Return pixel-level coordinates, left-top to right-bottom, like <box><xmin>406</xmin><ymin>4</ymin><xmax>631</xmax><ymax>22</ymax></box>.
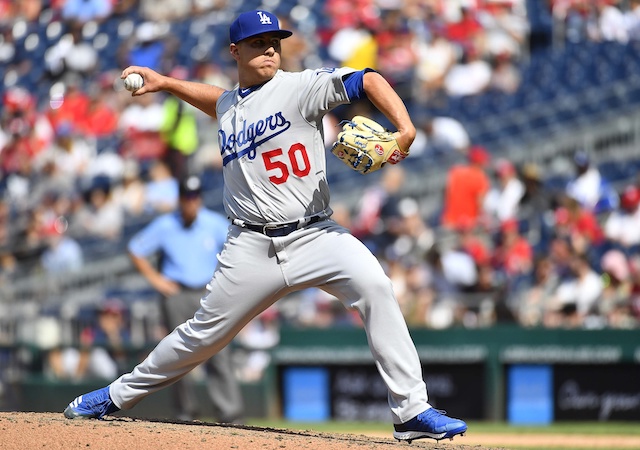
<box><xmin>128</xmin><ymin>175</ymin><xmax>243</xmax><ymax>422</ymax></box>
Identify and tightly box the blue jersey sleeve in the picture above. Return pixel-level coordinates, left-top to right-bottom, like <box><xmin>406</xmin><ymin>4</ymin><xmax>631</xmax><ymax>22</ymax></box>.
<box><xmin>342</xmin><ymin>68</ymin><xmax>376</xmax><ymax>101</ymax></box>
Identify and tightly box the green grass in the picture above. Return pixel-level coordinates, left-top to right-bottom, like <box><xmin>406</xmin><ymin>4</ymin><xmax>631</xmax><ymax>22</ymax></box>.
<box><xmin>246</xmin><ymin>419</ymin><xmax>640</xmax><ymax>436</ymax></box>
<box><xmin>466</xmin><ymin>422</ymin><xmax>640</xmax><ymax>435</ymax></box>
<box><xmin>242</xmin><ymin>420</ymin><xmax>640</xmax><ymax>450</ymax></box>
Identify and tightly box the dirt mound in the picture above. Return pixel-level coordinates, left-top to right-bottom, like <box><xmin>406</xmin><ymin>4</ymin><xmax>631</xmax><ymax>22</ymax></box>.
<box><xmin>0</xmin><ymin>412</ymin><xmax>486</xmax><ymax>450</ymax></box>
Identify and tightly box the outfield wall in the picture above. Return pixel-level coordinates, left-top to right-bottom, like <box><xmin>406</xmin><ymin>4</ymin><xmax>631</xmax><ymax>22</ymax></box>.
<box><xmin>5</xmin><ymin>326</ymin><xmax>640</xmax><ymax>422</ymax></box>
<box><xmin>274</xmin><ymin>326</ymin><xmax>640</xmax><ymax>423</ymax></box>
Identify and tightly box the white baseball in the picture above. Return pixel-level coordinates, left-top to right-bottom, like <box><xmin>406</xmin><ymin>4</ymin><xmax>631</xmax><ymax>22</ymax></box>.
<box><xmin>124</xmin><ymin>73</ymin><xmax>144</xmax><ymax>92</ymax></box>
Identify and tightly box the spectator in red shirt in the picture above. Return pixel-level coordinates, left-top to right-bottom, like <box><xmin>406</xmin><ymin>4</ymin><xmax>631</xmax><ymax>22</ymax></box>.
<box><xmin>441</xmin><ymin>145</ymin><xmax>491</xmax><ymax>230</ymax></box>
<box><xmin>445</xmin><ymin>6</ymin><xmax>484</xmax><ymax>50</ymax></box>
<box><xmin>1</xmin><ymin>87</ymin><xmax>53</xmax><ymax>170</ymax></box>
<box><xmin>80</xmin><ymin>84</ymin><xmax>119</xmax><ymax>138</ymax></box>
<box><xmin>457</xmin><ymin>219</ymin><xmax>492</xmax><ymax>266</ymax></box>
<box><xmin>492</xmin><ymin>219</ymin><xmax>533</xmax><ymax>278</ymax></box>
<box><xmin>554</xmin><ymin>196</ymin><xmax>605</xmax><ymax>255</ymax></box>
<box><xmin>47</xmin><ymin>77</ymin><xmax>91</xmax><ymax>134</ymax></box>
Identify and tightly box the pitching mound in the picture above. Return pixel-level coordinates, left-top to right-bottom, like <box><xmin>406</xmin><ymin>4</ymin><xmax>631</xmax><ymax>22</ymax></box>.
<box><xmin>0</xmin><ymin>412</ymin><xmax>487</xmax><ymax>450</ymax></box>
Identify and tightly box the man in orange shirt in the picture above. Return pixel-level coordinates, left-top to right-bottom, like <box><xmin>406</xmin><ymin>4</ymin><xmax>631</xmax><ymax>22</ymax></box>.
<box><xmin>441</xmin><ymin>145</ymin><xmax>491</xmax><ymax>230</ymax></box>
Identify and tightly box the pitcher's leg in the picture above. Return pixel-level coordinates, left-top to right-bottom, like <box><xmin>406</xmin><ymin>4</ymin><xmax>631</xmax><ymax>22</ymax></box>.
<box><xmin>328</xmin><ymin>255</ymin><xmax>429</xmax><ymax>423</ymax></box>
<box><xmin>288</xmin><ymin>224</ymin><xmax>429</xmax><ymax>423</ymax></box>
<box><xmin>289</xmin><ymin>224</ymin><xmax>466</xmax><ymax>441</ymax></box>
<box><xmin>110</xmin><ymin>228</ymin><xmax>288</xmax><ymax>410</ymax></box>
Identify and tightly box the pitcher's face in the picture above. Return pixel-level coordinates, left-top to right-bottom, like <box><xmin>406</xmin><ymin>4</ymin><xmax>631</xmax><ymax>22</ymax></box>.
<box><xmin>231</xmin><ymin>33</ymin><xmax>282</xmax><ymax>86</ymax></box>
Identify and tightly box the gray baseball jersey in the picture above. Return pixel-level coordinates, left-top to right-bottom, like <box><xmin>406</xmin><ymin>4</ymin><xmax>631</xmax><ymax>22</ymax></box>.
<box><xmin>108</xmin><ymin>67</ymin><xmax>431</xmax><ymax>424</ymax></box>
<box><xmin>217</xmin><ymin>67</ymin><xmax>354</xmax><ymax>224</ymax></box>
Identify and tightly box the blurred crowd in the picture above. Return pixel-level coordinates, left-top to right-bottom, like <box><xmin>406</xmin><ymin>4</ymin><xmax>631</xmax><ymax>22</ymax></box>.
<box><xmin>308</xmin><ymin>149</ymin><xmax>640</xmax><ymax>333</ymax></box>
<box><xmin>1</xmin><ymin>0</ymin><xmax>640</xmax><ymax>384</ymax></box>
<box><xmin>551</xmin><ymin>0</ymin><xmax>640</xmax><ymax>44</ymax></box>
<box><xmin>0</xmin><ymin>0</ymin><xmax>535</xmax><ymax>285</ymax></box>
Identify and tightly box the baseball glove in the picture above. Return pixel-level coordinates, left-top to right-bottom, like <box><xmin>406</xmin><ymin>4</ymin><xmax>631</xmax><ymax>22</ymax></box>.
<box><xmin>331</xmin><ymin>115</ymin><xmax>409</xmax><ymax>174</ymax></box>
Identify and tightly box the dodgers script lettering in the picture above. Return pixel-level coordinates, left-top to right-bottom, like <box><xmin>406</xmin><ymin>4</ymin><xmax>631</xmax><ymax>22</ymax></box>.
<box><xmin>220</xmin><ymin>112</ymin><xmax>291</xmax><ymax>165</ymax></box>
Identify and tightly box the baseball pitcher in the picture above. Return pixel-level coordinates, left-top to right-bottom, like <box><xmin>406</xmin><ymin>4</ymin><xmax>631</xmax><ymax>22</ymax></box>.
<box><xmin>64</xmin><ymin>9</ymin><xmax>467</xmax><ymax>443</ymax></box>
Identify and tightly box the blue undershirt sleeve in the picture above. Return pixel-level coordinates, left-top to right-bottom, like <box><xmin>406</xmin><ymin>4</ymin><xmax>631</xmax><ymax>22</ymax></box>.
<box><xmin>342</xmin><ymin>68</ymin><xmax>376</xmax><ymax>101</ymax></box>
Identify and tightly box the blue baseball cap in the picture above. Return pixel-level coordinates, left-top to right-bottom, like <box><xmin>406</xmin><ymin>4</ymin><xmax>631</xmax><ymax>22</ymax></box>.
<box><xmin>229</xmin><ymin>10</ymin><xmax>292</xmax><ymax>44</ymax></box>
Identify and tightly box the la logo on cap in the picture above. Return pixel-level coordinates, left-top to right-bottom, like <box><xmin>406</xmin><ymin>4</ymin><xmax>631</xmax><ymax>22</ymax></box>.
<box><xmin>257</xmin><ymin>11</ymin><xmax>272</xmax><ymax>25</ymax></box>
<box><xmin>229</xmin><ymin>10</ymin><xmax>292</xmax><ymax>43</ymax></box>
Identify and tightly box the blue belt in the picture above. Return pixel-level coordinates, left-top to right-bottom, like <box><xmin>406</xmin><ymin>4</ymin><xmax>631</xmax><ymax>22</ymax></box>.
<box><xmin>242</xmin><ymin>215</ymin><xmax>325</xmax><ymax>237</ymax></box>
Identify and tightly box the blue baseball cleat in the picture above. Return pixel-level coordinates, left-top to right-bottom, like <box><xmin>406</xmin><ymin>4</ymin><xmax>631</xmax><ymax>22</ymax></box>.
<box><xmin>63</xmin><ymin>387</ymin><xmax>120</xmax><ymax>419</ymax></box>
<box><xmin>393</xmin><ymin>408</ymin><xmax>467</xmax><ymax>443</ymax></box>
